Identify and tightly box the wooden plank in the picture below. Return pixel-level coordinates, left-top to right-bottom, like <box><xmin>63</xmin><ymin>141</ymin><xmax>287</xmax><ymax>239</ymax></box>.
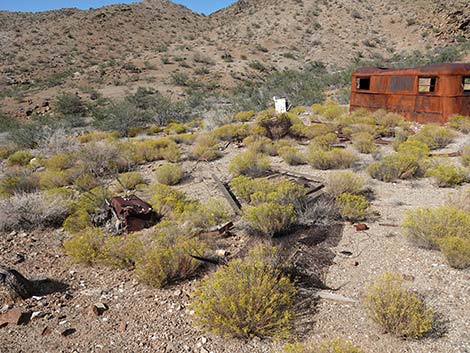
<box><xmin>212</xmin><ymin>174</ymin><xmax>242</xmax><ymax>214</ymax></box>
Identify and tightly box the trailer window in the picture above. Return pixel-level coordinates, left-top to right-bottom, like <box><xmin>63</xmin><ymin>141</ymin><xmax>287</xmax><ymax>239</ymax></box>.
<box><xmin>463</xmin><ymin>77</ymin><xmax>470</xmax><ymax>93</ymax></box>
<box><xmin>418</xmin><ymin>77</ymin><xmax>436</xmax><ymax>93</ymax></box>
<box><xmin>356</xmin><ymin>77</ymin><xmax>370</xmax><ymax>90</ymax></box>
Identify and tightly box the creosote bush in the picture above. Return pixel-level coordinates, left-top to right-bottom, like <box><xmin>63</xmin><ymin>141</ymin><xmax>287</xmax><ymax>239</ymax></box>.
<box><xmin>363</xmin><ymin>272</ymin><xmax>434</xmax><ymax>339</ymax></box>
<box><xmin>326</xmin><ymin>171</ymin><xmax>365</xmax><ymax>197</ymax></box>
<box><xmin>191</xmin><ymin>245</ymin><xmax>296</xmax><ymax>338</ymax></box>
<box><xmin>425</xmin><ymin>164</ymin><xmax>466</xmax><ymax>187</ymax></box>
<box><xmin>410</xmin><ymin>124</ymin><xmax>456</xmax><ymax>150</ymax></box>
<box><xmin>155</xmin><ymin>163</ymin><xmax>183</xmax><ymax>186</ymax></box>
<box><xmin>335</xmin><ymin>193</ymin><xmax>369</xmax><ymax>222</ymax></box>
<box><xmin>228</xmin><ymin>150</ymin><xmax>270</xmax><ymax>177</ymax></box>
<box><xmin>244</xmin><ymin>202</ymin><xmax>297</xmax><ymax>237</ymax></box>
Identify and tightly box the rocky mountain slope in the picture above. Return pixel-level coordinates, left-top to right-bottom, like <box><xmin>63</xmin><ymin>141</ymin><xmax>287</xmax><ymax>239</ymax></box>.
<box><xmin>0</xmin><ymin>0</ymin><xmax>468</xmax><ymax>116</ymax></box>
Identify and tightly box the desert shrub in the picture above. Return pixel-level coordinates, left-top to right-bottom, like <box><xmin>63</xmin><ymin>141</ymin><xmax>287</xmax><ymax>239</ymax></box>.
<box><xmin>79</xmin><ymin>141</ymin><xmax>123</xmax><ymax>177</ymax></box>
<box><xmin>101</xmin><ymin>234</ymin><xmax>144</xmax><ymax>269</ymax></box>
<box><xmin>63</xmin><ymin>227</ymin><xmax>104</xmax><ymax>265</ymax></box>
<box><xmin>0</xmin><ymin>168</ymin><xmax>39</xmax><ymax>196</ymax></box>
<box><xmin>180</xmin><ymin>198</ymin><xmax>230</xmax><ymax>233</ymax></box>
<box><xmin>279</xmin><ymin>146</ymin><xmax>305</xmax><ymax>165</ymax></box>
<box><xmin>37</xmin><ymin>170</ymin><xmax>71</xmax><ymax>190</ymax></box>
<box><xmin>148</xmin><ymin>184</ymin><xmax>190</xmax><ymax>217</ymax></box>
<box><xmin>115</xmin><ymin>171</ymin><xmax>146</xmax><ymax>192</ymax></box>
<box><xmin>164</xmin><ymin>122</ymin><xmax>186</xmax><ymax>135</ymax></box>
<box><xmin>396</xmin><ymin>140</ymin><xmax>430</xmax><ymax>159</ymax></box>
<box><xmin>410</xmin><ymin>124</ymin><xmax>456</xmax><ymax>150</ymax></box>
<box><xmin>243</xmin><ymin>136</ymin><xmax>277</xmax><ymax>155</ymax></box>
<box><xmin>191</xmin><ymin>245</ymin><xmax>296</xmax><ymax>338</ymax></box>
<box><xmin>374</xmin><ymin>112</ymin><xmax>405</xmax><ymax>136</ymax></box>
<box><xmin>55</xmin><ymin>93</ymin><xmax>86</xmax><ymax>117</ymax></box>
<box><xmin>425</xmin><ymin>164</ymin><xmax>466</xmax><ymax>187</ymax></box>
<box><xmin>191</xmin><ymin>133</ymin><xmax>220</xmax><ymax>161</ymax></box>
<box><xmin>335</xmin><ymin>193</ymin><xmax>369</xmax><ymax>222</ymax></box>
<box><xmin>211</xmin><ymin>123</ymin><xmax>250</xmax><ymax>142</ymax></box>
<box><xmin>127</xmin><ymin>127</ymin><xmax>144</xmax><ymax>137</ymax></box>
<box><xmin>134</xmin><ymin>231</ymin><xmax>205</xmax><ymax>288</ymax></box>
<box><xmin>352</xmin><ymin>132</ymin><xmax>377</xmax><ymax>154</ymax></box>
<box><xmin>70</xmin><ymin>186</ymin><xmax>112</xmax><ymax>215</ymax></box>
<box><xmin>403</xmin><ymin>206</ymin><xmax>470</xmax><ymax>248</ymax></box>
<box><xmin>73</xmin><ymin>173</ymin><xmax>99</xmax><ymax>192</ymax></box>
<box><xmin>307</xmin><ymin>148</ymin><xmax>358</xmax><ymax>170</ymax></box>
<box><xmin>228</xmin><ymin>151</ymin><xmax>270</xmax><ymax>177</ymax></box>
<box><xmin>172</xmin><ymin>132</ymin><xmax>197</xmax><ymax>145</ymax></box>
<box><xmin>155</xmin><ymin>163</ymin><xmax>183</xmax><ymax>185</ymax></box>
<box><xmin>289</xmin><ymin>123</ymin><xmax>314</xmax><ymax>139</ymax></box>
<box><xmin>159</xmin><ymin>140</ymin><xmax>180</xmax><ymax>162</ymax></box>
<box><xmin>312</xmin><ymin>100</ymin><xmax>347</xmax><ymax>120</ymax></box>
<box><xmin>244</xmin><ymin>202</ymin><xmax>296</xmax><ymax>237</ymax></box>
<box><xmin>0</xmin><ymin>192</ymin><xmax>70</xmax><ymax>231</ymax></box>
<box><xmin>78</xmin><ymin>130</ymin><xmax>118</xmax><ymax>143</ymax></box>
<box><xmin>283</xmin><ymin>339</ymin><xmax>363</xmax><ymax>353</ymax></box>
<box><xmin>368</xmin><ymin>153</ymin><xmax>422</xmax><ymax>182</ymax></box>
<box><xmin>363</xmin><ymin>272</ymin><xmax>434</xmax><ymax>338</ymax></box>
<box><xmin>447</xmin><ymin>114</ymin><xmax>470</xmax><ymax>134</ymax></box>
<box><xmin>461</xmin><ymin>145</ymin><xmax>470</xmax><ymax>167</ymax></box>
<box><xmin>7</xmin><ymin>150</ymin><xmax>33</xmax><ymax>166</ymax></box>
<box><xmin>63</xmin><ymin>210</ymin><xmax>92</xmax><ymax>234</ymax></box>
<box><xmin>0</xmin><ymin>146</ymin><xmax>13</xmax><ymax>160</ymax></box>
<box><xmin>234</xmin><ymin>111</ymin><xmax>256</xmax><ymax>122</ymax></box>
<box><xmin>309</xmin><ymin>132</ymin><xmax>337</xmax><ymax>151</ymax></box>
<box><xmin>256</xmin><ymin>111</ymin><xmax>293</xmax><ymax>139</ymax></box>
<box><xmin>46</xmin><ymin>153</ymin><xmax>76</xmax><ymax>171</ymax></box>
<box><xmin>230</xmin><ymin>176</ymin><xmax>270</xmax><ymax>202</ymax></box>
<box><xmin>146</xmin><ymin>124</ymin><xmax>162</xmax><ymax>135</ymax></box>
<box><xmin>326</xmin><ymin>171</ymin><xmax>365</xmax><ymax>197</ymax></box>
<box><xmin>437</xmin><ymin>236</ymin><xmax>470</xmax><ymax>269</ymax></box>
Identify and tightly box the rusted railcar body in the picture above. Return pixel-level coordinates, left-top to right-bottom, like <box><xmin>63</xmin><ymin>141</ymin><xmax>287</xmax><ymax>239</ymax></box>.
<box><xmin>350</xmin><ymin>63</ymin><xmax>470</xmax><ymax>124</ymax></box>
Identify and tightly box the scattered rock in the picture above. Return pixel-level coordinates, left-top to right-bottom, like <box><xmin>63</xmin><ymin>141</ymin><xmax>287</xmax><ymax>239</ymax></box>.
<box><xmin>41</xmin><ymin>326</ymin><xmax>52</xmax><ymax>336</ymax></box>
<box><xmin>0</xmin><ymin>308</ymin><xmax>30</xmax><ymax>326</ymax></box>
<box><xmin>87</xmin><ymin>303</ymin><xmax>108</xmax><ymax>317</ymax></box>
<box><xmin>215</xmin><ymin>249</ymin><xmax>228</xmax><ymax>257</ymax></box>
<box><xmin>118</xmin><ymin>321</ymin><xmax>127</xmax><ymax>332</ymax></box>
<box><xmin>60</xmin><ymin>328</ymin><xmax>76</xmax><ymax>337</ymax></box>
<box><xmin>354</xmin><ymin>223</ymin><xmax>369</xmax><ymax>231</ymax></box>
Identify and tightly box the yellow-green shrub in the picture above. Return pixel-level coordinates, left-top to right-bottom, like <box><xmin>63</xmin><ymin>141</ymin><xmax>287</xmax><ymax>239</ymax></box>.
<box><xmin>279</xmin><ymin>146</ymin><xmax>305</xmax><ymax>165</ymax></box>
<box><xmin>352</xmin><ymin>132</ymin><xmax>377</xmax><ymax>154</ymax></box>
<box><xmin>243</xmin><ymin>136</ymin><xmax>277</xmax><ymax>155</ymax></box>
<box><xmin>0</xmin><ymin>169</ymin><xmax>39</xmax><ymax>196</ymax></box>
<box><xmin>425</xmin><ymin>164</ymin><xmax>466</xmax><ymax>187</ymax></box>
<box><xmin>63</xmin><ymin>210</ymin><xmax>92</xmax><ymax>233</ymax></box>
<box><xmin>309</xmin><ymin>133</ymin><xmax>337</xmax><ymax>151</ymax></box>
<box><xmin>37</xmin><ymin>170</ymin><xmax>71</xmax><ymax>190</ymax></box>
<box><xmin>410</xmin><ymin>124</ymin><xmax>456</xmax><ymax>150</ymax></box>
<box><xmin>7</xmin><ymin>150</ymin><xmax>33</xmax><ymax>166</ymax></box>
<box><xmin>402</xmin><ymin>206</ymin><xmax>470</xmax><ymax>249</ymax></box>
<box><xmin>180</xmin><ymin>198</ymin><xmax>230</xmax><ymax>233</ymax></box>
<box><xmin>312</xmin><ymin>100</ymin><xmax>347</xmax><ymax>120</ymax></box>
<box><xmin>73</xmin><ymin>173</ymin><xmax>99</xmax><ymax>192</ymax></box>
<box><xmin>335</xmin><ymin>193</ymin><xmax>369</xmax><ymax>222</ymax></box>
<box><xmin>0</xmin><ymin>146</ymin><xmax>13</xmax><ymax>160</ymax></box>
<box><xmin>78</xmin><ymin>130</ymin><xmax>118</xmax><ymax>143</ymax></box>
<box><xmin>437</xmin><ymin>236</ymin><xmax>470</xmax><ymax>269</ymax></box>
<box><xmin>115</xmin><ymin>171</ymin><xmax>146</xmax><ymax>192</ymax></box>
<box><xmin>307</xmin><ymin>149</ymin><xmax>358</xmax><ymax>170</ymax></box>
<box><xmin>172</xmin><ymin>132</ymin><xmax>197</xmax><ymax>145</ymax></box>
<box><xmin>326</xmin><ymin>171</ymin><xmax>365</xmax><ymax>197</ymax></box>
<box><xmin>234</xmin><ymin>110</ymin><xmax>256</xmax><ymax>122</ymax></box>
<box><xmin>244</xmin><ymin>202</ymin><xmax>296</xmax><ymax>237</ymax></box>
<box><xmin>256</xmin><ymin>111</ymin><xmax>292</xmax><ymax>139</ymax></box>
<box><xmin>283</xmin><ymin>339</ymin><xmax>363</xmax><ymax>353</ymax></box>
<box><xmin>228</xmin><ymin>151</ymin><xmax>270</xmax><ymax>177</ymax></box>
<box><xmin>63</xmin><ymin>227</ymin><xmax>104</xmax><ymax>265</ymax></box>
<box><xmin>368</xmin><ymin>153</ymin><xmax>421</xmax><ymax>182</ymax></box>
<box><xmin>128</xmin><ymin>127</ymin><xmax>144</xmax><ymax>137</ymax></box>
<box><xmin>134</xmin><ymin>231</ymin><xmax>204</xmax><ymax>288</ymax></box>
<box><xmin>363</xmin><ymin>272</ymin><xmax>434</xmax><ymax>338</ymax></box>
<box><xmin>191</xmin><ymin>245</ymin><xmax>296</xmax><ymax>338</ymax></box>
<box><xmin>211</xmin><ymin>123</ymin><xmax>250</xmax><ymax>141</ymax></box>
<box><xmin>146</xmin><ymin>124</ymin><xmax>162</xmax><ymax>135</ymax></box>
<box><xmin>447</xmin><ymin>114</ymin><xmax>470</xmax><ymax>134</ymax></box>
<box><xmin>396</xmin><ymin>140</ymin><xmax>430</xmax><ymax>159</ymax></box>
<box><xmin>101</xmin><ymin>234</ymin><xmax>144</xmax><ymax>269</ymax></box>
<box><xmin>46</xmin><ymin>153</ymin><xmax>75</xmax><ymax>171</ymax></box>
<box><xmin>155</xmin><ymin>163</ymin><xmax>183</xmax><ymax>186</ymax></box>
<box><xmin>148</xmin><ymin>184</ymin><xmax>191</xmax><ymax>217</ymax></box>
<box><xmin>461</xmin><ymin>145</ymin><xmax>470</xmax><ymax>167</ymax></box>
<box><xmin>164</xmin><ymin>122</ymin><xmax>186</xmax><ymax>134</ymax></box>
<box><xmin>374</xmin><ymin>112</ymin><xmax>405</xmax><ymax>136</ymax></box>
<box><xmin>191</xmin><ymin>133</ymin><xmax>220</xmax><ymax>161</ymax></box>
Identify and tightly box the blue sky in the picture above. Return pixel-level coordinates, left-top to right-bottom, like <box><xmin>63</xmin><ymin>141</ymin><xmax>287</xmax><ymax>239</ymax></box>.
<box><xmin>0</xmin><ymin>1</ymin><xmax>236</xmax><ymax>15</ymax></box>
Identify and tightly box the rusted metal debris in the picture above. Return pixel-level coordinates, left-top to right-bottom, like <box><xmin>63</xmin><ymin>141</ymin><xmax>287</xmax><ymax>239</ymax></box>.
<box><xmin>350</xmin><ymin>63</ymin><xmax>470</xmax><ymax>124</ymax></box>
<box><xmin>109</xmin><ymin>195</ymin><xmax>159</xmax><ymax>232</ymax></box>
<box><xmin>212</xmin><ymin>174</ymin><xmax>242</xmax><ymax>214</ymax></box>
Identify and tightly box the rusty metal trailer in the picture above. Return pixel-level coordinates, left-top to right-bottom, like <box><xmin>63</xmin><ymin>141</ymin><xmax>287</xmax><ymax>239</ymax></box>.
<box><xmin>350</xmin><ymin>63</ymin><xmax>470</xmax><ymax>124</ymax></box>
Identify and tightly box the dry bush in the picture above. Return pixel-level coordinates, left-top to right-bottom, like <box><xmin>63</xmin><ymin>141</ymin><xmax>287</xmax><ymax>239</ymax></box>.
<box><xmin>191</xmin><ymin>245</ymin><xmax>296</xmax><ymax>338</ymax></box>
<box><xmin>191</xmin><ymin>133</ymin><xmax>220</xmax><ymax>161</ymax></box>
<box><xmin>447</xmin><ymin>114</ymin><xmax>470</xmax><ymax>134</ymax></box>
<box><xmin>279</xmin><ymin>146</ymin><xmax>306</xmax><ymax>165</ymax></box>
<box><xmin>46</xmin><ymin>153</ymin><xmax>76</xmax><ymax>171</ymax></box>
<box><xmin>309</xmin><ymin>132</ymin><xmax>337</xmax><ymax>151</ymax></box>
<box><xmin>374</xmin><ymin>111</ymin><xmax>405</xmax><ymax>137</ymax></box>
<box><xmin>37</xmin><ymin>170</ymin><xmax>71</xmax><ymax>190</ymax></box>
<box><xmin>368</xmin><ymin>153</ymin><xmax>421</xmax><ymax>182</ymax></box>
<box><xmin>446</xmin><ymin>187</ymin><xmax>470</xmax><ymax>212</ymax></box>
<box><xmin>312</xmin><ymin>100</ymin><xmax>347</xmax><ymax>120</ymax></box>
<box><xmin>172</xmin><ymin>132</ymin><xmax>197</xmax><ymax>145</ymax></box>
<box><xmin>243</xmin><ymin>136</ymin><xmax>277</xmax><ymax>155</ymax></box>
<box><xmin>155</xmin><ymin>163</ymin><xmax>183</xmax><ymax>186</ymax></box>
<box><xmin>244</xmin><ymin>202</ymin><xmax>297</xmax><ymax>237</ymax></box>
<box><xmin>363</xmin><ymin>272</ymin><xmax>434</xmax><ymax>339</ymax></box>
<box><xmin>73</xmin><ymin>173</ymin><xmax>99</xmax><ymax>192</ymax></box>
<box><xmin>228</xmin><ymin>151</ymin><xmax>271</xmax><ymax>177</ymax></box>
<box><xmin>211</xmin><ymin>123</ymin><xmax>250</xmax><ymax>142</ymax></box>
<box><xmin>234</xmin><ymin>110</ymin><xmax>256</xmax><ymax>122</ymax></box>
<box><xmin>307</xmin><ymin>148</ymin><xmax>358</xmax><ymax>170</ymax></box>
<box><xmin>410</xmin><ymin>124</ymin><xmax>456</xmax><ymax>150</ymax></box>
<box><xmin>256</xmin><ymin>111</ymin><xmax>293</xmax><ymax>139</ymax></box>
<box><xmin>461</xmin><ymin>145</ymin><xmax>470</xmax><ymax>167</ymax></box>
<box><xmin>78</xmin><ymin>130</ymin><xmax>118</xmax><ymax>143</ymax></box>
<box><xmin>335</xmin><ymin>193</ymin><xmax>369</xmax><ymax>222</ymax></box>
<box><xmin>79</xmin><ymin>141</ymin><xmax>123</xmax><ymax>177</ymax></box>
<box><xmin>101</xmin><ymin>234</ymin><xmax>144</xmax><ymax>269</ymax></box>
<box><xmin>148</xmin><ymin>184</ymin><xmax>191</xmax><ymax>217</ymax></box>
<box><xmin>296</xmin><ymin>197</ymin><xmax>339</xmax><ymax>226</ymax></box>
<box><xmin>0</xmin><ymin>168</ymin><xmax>39</xmax><ymax>196</ymax></box>
<box><xmin>164</xmin><ymin>122</ymin><xmax>186</xmax><ymax>134</ymax></box>
<box><xmin>352</xmin><ymin>132</ymin><xmax>377</xmax><ymax>154</ymax></box>
<box><xmin>437</xmin><ymin>236</ymin><xmax>470</xmax><ymax>269</ymax></box>
<box><xmin>179</xmin><ymin>198</ymin><xmax>231</xmax><ymax>233</ymax></box>
<box><xmin>326</xmin><ymin>171</ymin><xmax>365</xmax><ymax>197</ymax></box>
<box><xmin>63</xmin><ymin>227</ymin><xmax>104</xmax><ymax>265</ymax></box>
<box><xmin>115</xmin><ymin>171</ymin><xmax>147</xmax><ymax>192</ymax></box>
<box><xmin>134</xmin><ymin>230</ymin><xmax>205</xmax><ymax>288</ymax></box>
<box><xmin>425</xmin><ymin>164</ymin><xmax>466</xmax><ymax>187</ymax></box>
<box><xmin>7</xmin><ymin>150</ymin><xmax>33</xmax><ymax>166</ymax></box>
<box><xmin>0</xmin><ymin>192</ymin><xmax>69</xmax><ymax>231</ymax></box>
<box><xmin>283</xmin><ymin>339</ymin><xmax>363</xmax><ymax>353</ymax></box>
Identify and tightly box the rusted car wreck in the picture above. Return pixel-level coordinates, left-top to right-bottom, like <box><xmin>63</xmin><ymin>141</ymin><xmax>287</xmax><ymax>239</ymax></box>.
<box><xmin>350</xmin><ymin>63</ymin><xmax>470</xmax><ymax>124</ymax></box>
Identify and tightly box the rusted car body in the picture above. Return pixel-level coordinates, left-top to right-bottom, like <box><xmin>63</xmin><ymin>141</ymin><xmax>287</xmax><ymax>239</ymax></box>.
<box><xmin>350</xmin><ymin>63</ymin><xmax>470</xmax><ymax>124</ymax></box>
<box><xmin>110</xmin><ymin>195</ymin><xmax>158</xmax><ymax>232</ymax></box>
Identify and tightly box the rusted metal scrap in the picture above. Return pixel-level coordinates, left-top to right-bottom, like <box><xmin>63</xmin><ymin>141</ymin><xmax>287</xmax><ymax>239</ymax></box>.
<box><xmin>110</xmin><ymin>195</ymin><xmax>159</xmax><ymax>232</ymax></box>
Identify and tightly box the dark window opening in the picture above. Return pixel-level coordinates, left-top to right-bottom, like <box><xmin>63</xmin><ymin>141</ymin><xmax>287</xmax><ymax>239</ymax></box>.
<box><xmin>463</xmin><ymin>77</ymin><xmax>470</xmax><ymax>93</ymax></box>
<box><xmin>418</xmin><ymin>77</ymin><xmax>437</xmax><ymax>93</ymax></box>
<box><xmin>357</xmin><ymin>77</ymin><xmax>370</xmax><ymax>90</ymax></box>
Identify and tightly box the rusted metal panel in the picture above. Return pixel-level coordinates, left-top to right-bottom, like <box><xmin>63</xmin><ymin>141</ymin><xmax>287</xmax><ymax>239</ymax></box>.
<box><xmin>111</xmin><ymin>195</ymin><xmax>158</xmax><ymax>232</ymax></box>
<box><xmin>350</xmin><ymin>63</ymin><xmax>470</xmax><ymax>123</ymax></box>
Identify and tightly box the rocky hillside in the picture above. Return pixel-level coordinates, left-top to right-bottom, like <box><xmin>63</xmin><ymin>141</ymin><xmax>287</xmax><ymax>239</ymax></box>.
<box><xmin>0</xmin><ymin>0</ymin><xmax>469</xmax><ymax>116</ymax></box>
